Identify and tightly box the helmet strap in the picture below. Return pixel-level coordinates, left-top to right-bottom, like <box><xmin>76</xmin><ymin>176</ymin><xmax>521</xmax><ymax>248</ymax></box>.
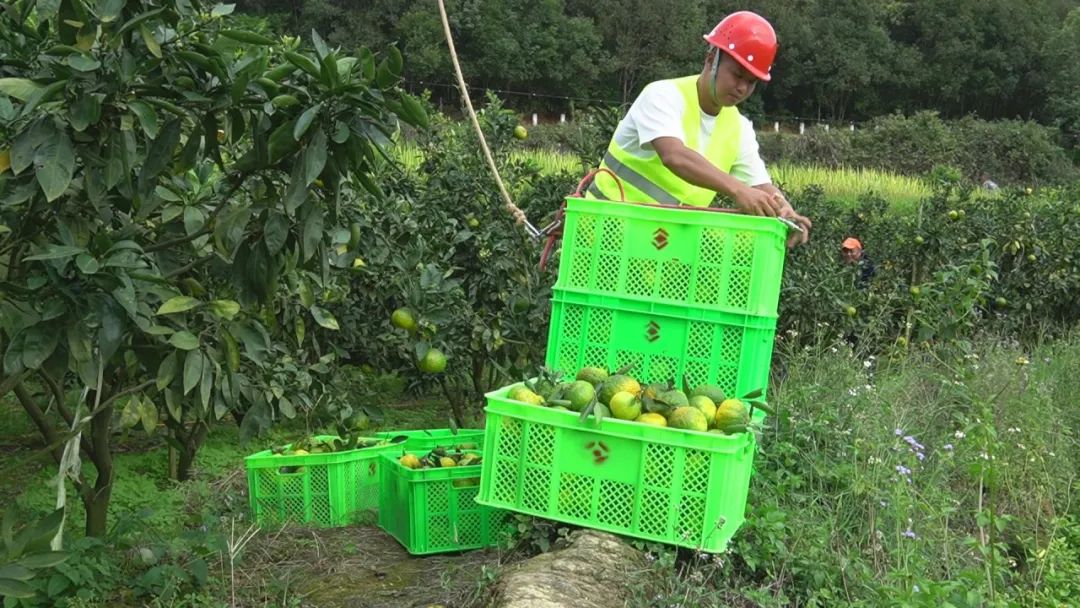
<box><xmin>709</xmin><ymin>49</ymin><xmax>722</xmax><ymax>108</ymax></box>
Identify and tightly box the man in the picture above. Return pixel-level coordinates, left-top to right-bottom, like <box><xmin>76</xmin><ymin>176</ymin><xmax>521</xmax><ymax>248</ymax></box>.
<box><xmin>586</xmin><ymin>11</ymin><xmax>811</xmax><ymax>246</ymax></box>
<box><xmin>841</xmin><ymin>237</ymin><xmax>875</xmax><ymax>289</ymax></box>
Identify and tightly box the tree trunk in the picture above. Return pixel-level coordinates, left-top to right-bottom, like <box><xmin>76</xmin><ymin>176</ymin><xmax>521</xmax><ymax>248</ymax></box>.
<box><xmin>85</xmin><ymin>402</ymin><xmax>114</xmax><ymax>538</ymax></box>
<box><xmin>487</xmin><ymin>530</ymin><xmax>644</xmax><ymax>608</ymax></box>
<box><xmin>177</xmin><ymin>421</ymin><xmax>209</xmax><ymax>482</ymax></box>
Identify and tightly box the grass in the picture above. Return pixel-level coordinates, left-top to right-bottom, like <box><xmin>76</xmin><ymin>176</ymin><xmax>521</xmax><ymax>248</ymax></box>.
<box><xmin>391</xmin><ymin>141</ymin><xmax>934</xmax><ymax>211</ymax></box>
<box><xmin>770</xmin><ymin>163</ymin><xmax>932</xmax><ymax>210</ymax></box>
<box><xmin>625</xmin><ymin>332</ymin><xmax>1080</xmax><ymax>607</ymax></box>
<box><xmin>5</xmin><ymin>335</ymin><xmax>1078</xmax><ymax>606</ymax></box>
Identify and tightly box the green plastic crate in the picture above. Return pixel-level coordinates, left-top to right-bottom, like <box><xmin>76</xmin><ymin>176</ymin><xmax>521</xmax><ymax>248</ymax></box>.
<box><xmin>476</xmin><ymin>386</ymin><xmax>758</xmax><ymax>553</ymax></box>
<box><xmin>546</xmin><ymin>288</ymin><xmax>775</xmax><ymax>398</ymax></box>
<box><xmin>372</xmin><ymin>428</ymin><xmax>485</xmax><ymax>450</ymax></box>
<box><xmin>554</xmin><ymin>197</ymin><xmax>788</xmax><ymax>317</ymax></box>
<box><xmin>245</xmin><ymin>435</ymin><xmax>395</xmax><ymax>528</ymax></box>
<box><xmin>378</xmin><ymin>451</ymin><xmax>512</xmax><ymax>555</ymax></box>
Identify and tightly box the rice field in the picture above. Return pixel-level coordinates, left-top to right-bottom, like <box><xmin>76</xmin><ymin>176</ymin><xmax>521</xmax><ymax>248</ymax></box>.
<box><xmin>389</xmin><ymin>144</ymin><xmax>932</xmax><ymax>208</ymax></box>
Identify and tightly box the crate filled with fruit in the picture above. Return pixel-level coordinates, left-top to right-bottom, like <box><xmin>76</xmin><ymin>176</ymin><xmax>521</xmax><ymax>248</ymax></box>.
<box><xmin>476</xmin><ymin>364</ymin><xmax>770</xmax><ymax>553</ymax></box>
<box><xmin>378</xmin><ymin>445</ymin><xmax>512</xmax><ymax>555</ymax></box>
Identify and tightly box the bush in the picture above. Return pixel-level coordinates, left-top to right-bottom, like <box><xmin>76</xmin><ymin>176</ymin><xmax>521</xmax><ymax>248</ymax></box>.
<box><xmin>758</xmin><ymin>113</ymin><xmax>1078</xmax><ymax>186</ymax></box>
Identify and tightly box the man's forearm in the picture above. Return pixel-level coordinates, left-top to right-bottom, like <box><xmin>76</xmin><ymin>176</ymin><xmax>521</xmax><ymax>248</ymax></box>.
<box><xmin>659</xmin><ymin>146</ymin><xmax>747</xmax><ymax>200</ymax></box>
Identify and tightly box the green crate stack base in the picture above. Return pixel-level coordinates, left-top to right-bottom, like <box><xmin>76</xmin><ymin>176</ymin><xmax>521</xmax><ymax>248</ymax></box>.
<box><xmin>546</xmin><ymin>289</ymin><xmax>775</xmax><ymax>397</ymax></box>
<box><xmin>245</xmin><ymin>435</ymin><xmax>394</xmax><ymax>528</ymax></box>
<box><xmin>476</xmin><ymin>386</ymin><xmax>758</xmax><ymax>553</ymax></box>
<box><xmin>245</xmin><ymin>429</ymin><xmax>485</xmax><ymax>528</ymax></box>
<box><xmin>554</xmin><ymin>197</ymin><xmax>788</xmax><ymax>317</ymax></box>
<box><xmin>372</xmin><ymin>428</ymin><xmax>485</xmax><ymax>450</ymax></box>
<box><xmin>378</xmin><ymin>451</ymin><xmax>513</xmax><ymax>555</ymax></box>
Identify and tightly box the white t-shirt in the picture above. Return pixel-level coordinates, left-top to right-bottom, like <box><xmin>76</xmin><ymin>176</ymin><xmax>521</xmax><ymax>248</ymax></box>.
<box><xmin>612</xmin><ymin>79</ymin><xmax>771</xmax><ymax>187</ymax></box>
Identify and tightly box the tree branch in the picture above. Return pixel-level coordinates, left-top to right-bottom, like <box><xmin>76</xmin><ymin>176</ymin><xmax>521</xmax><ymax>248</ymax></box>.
<box><xmin>38</xmin><ymin>369</ymin><xmax>96</xmax><ymax>459</ymax></box>
<box><xmin>96</xmin><ymin>380</ymin><xmax>157</xmax><ymax>415</ymax></box>
<box><xmin>0</xmin><ymin>369</ymin><xmax>28</xmax><ymax>402</ymax></box>
<box><xmin>143</xmin><ymin>176</ymin><xmax>249</xmax><ymax>254</ymax></box>
<box><xmin>14</xmin><ymin>382</ymin><xmax>66</xmax><ymax>466</ymax></box>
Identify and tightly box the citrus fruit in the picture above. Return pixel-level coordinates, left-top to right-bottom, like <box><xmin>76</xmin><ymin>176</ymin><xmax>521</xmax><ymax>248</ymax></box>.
<box><xmin>292</xmin><ymin>449</ymin><xmax>309</xmax><ymax>456</ymax></box>
<box><xmin>399</xmin><ymin>454</ymin><xmax>421</xmax><ymax>469</ymax></box>
<box><xmin>845</xmin><ymin>306</ymin><xmax>857</xmax><ymax>317</ymax></box>
<box><xmin>467</xmin><ymin>217</ymin><xmax>480</xmax><ymax>228</ymax></box>
<box><xmin>346</xmin><ymin>412</ymin><xmax>370</xmax><ymax>431</ymax></box>
<box><xmin>418</xmin><ymin>348</ymin><xmax>447</xmax><ymax>373</ymax></box>
<box><xmin>635</xmin><ymin>413</ymin><xmax>667</xmax><ymax>427</ymax></box>
<box><xmin>995</xmin><ymin>297</ymin><xmax>1008</xmax><ymax>308</ymax></box>
<box><xmin>609</xmin><ymin>391</ymin><xmax>642</xmax><ymax>420</ymax></box>
<box><xmin>914</xmin><ymin>235</ymin><xmax>925</xmax><ymax>245</ymax></box>
<box><xmin>513</xmin><ymin>125</ymin><xmax>528</xmax><ymax>140</ymax></box>
<box><xmin>507</xmin><ymin>386</ymin><xmax>545</xmax><ymax>406</ymax></box>
<box><xmin>690</xmin><ymin>384</ymin><xmax>725</xmax><ymax>405</ymax></box>
<box><xmin>391</xmin><ymin>308</ymin><xmax>417</xmax><ymax>331</ymax></box>
<box><xmin>564</xmin><ymin>381</ymin><xmax>595</xmax><ymax>412</ymax></box>
<box><xmin>598</xmin><ymin>374</ymin><xmax>641</xmax><ymax>405</ymax></box>
<box><xmin>439</xmin><ymin>456</ymin><xmax>457</xmax><ymax>468</ymax></box>
<box><xmin>714</xmin><ymin>399</ymin><xmax>751</xmax><ymax>432</ymax></box>
<box><xmin>575</xmin><ymin>366</ymin><xmax>609</xmax><ymax>385</ymax></box>
<box><xmin>668</xmin><ymin>406</ymin><xmax>708</xmax><ymax>432</ymax></box>
<box><xmin>948</xmin><ymin>210</ymin><xmax>960</xmax><ymax>220</ymax></box>
<box><xmin>688</xmin><ymin>395</ymin><xmax>717</xmax><ymax>423</ymax></box>
<box><xmin>910</xmin><ymin>286</ymin><xmax>921</xmax><ymax>296</ymax></box>
<box><xmin>1027</xmin><ymin>254</ymin><xmax>1037</xmax><ymax>262</ymax></box>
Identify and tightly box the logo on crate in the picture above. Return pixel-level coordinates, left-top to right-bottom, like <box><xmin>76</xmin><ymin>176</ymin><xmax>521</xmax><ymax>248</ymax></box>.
<box><xmin>652</xmin><ymin>228</ymin><xmax>669</xmax><ymax>250</ymax></box>
<box><xmin>586</xmin><ymin>440</ymin><xmax>610</xmax><ymax>465</ymax></box>
<box><xmin>645</xmin><ymin>321</ymin><xmax>661</xmax><ymax>342</ymax></box>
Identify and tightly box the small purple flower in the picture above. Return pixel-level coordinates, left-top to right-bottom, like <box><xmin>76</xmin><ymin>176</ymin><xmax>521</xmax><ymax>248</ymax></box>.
<box><xmin>902</xmin><ymin>528</ymin><xmax>917</xmax><ymax>539</ymax></box>
<box><xmin>916</xmin><ymin>452</ymin><xmax>925</xmax><ymax>461</ymax></box>
<box><xmin>943</xmin><ymin>444</ymin><xmax>954</xmax><ymax>451</ymax></box>
<box><xmin>896</xmin><ymin>465</ymin><xmax>911</xmax><ymax>476</ymax></box>
<box><xmin>895</xmin><ymin>428</ymin><xmax>903</xmax><ymax>436</ymax></box>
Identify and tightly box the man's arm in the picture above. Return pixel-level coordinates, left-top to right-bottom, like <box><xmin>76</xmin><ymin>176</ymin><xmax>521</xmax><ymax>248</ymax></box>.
<box><xmin>651</xmin><ymin>137</ymin><xmax>784</xmax><ymax>216</ymax></box>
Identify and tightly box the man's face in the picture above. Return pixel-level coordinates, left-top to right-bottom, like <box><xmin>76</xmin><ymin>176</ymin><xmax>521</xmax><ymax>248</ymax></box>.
<box><xmin>711</xmin><ymin>52</ymin><xmax>758</xmax><ymax>107</ymax></box>
<box><xmin>841</xmin><ymin>247</ymin><xmax>861</xmax><ymax>264</ymax></box>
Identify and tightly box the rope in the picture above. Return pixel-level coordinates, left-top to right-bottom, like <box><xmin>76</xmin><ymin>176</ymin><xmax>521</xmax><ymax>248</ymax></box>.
<box><xmin>435</xmin><ymin>0</ymin><xmax>538</xmax><ymax>237</ymax></box>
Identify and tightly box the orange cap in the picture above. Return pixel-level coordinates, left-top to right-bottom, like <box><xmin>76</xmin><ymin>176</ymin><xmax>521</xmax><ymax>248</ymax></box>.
<box><xmin>842</xmin><ymin>238</ymin><xmax>862</xmax><ymax>250</ymax></box>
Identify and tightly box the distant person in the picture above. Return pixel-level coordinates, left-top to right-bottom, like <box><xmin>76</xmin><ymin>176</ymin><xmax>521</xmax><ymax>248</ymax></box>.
<box><xmin>980</xmin><ymin>172</ymin><xmax>1000</xmax><ymax>191</ymax></box>
<box><xmin>841</xmin><ymin>237</ymin><xmax>875</xmax><ymax>289</ymax></box>
<box><xmin>584</xmin><ymin>11</ymin><xmax>811</xmax><ymax>247</ymax></box>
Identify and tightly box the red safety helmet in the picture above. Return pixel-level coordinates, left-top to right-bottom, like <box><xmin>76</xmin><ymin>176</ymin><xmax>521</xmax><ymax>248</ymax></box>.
<box><xmin>704</xmin><ymin>12</ymin><xmax>778</xmax><ymax>81</ymax></box>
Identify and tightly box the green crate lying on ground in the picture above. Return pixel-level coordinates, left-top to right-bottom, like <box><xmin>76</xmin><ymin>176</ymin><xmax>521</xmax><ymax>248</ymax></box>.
<box><xmin>245</xmin><ymin>435</ymin><xmax>397</xmax><ymax>528</ymax></box>
<box><xmin>245</xmin><ymin>430</ymin><xmax>484</xmax><ymax>528</ymax></box>
<box><xmin>554</xmin><ymin>197</ymin><xmax>788</xmax><ymax>317</ymax></box>
<box><xmin>476</xmin><ymin>385</ymin><xmax>762</xmax><ymax>553</ymax></box>
<box><xmin>546</xmin><ymin>288</ymin><xmax>775</xmax><ymax>398</ymax></box>
<box><xmin>372</xmin><ymin>428</ymin><xmax>484</xmax><ymax>450</ymax></box>
<box><xmin>378</xmin><ymin>450</ymin><xmax>513</xmax><ymax>555</ymax></box>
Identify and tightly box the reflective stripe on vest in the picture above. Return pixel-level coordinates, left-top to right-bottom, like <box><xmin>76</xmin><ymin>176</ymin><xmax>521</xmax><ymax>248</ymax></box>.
<box><xmin>588</xmin><ymin>75</ymin><xmax>742</xmax><ymax>207</ymax></box>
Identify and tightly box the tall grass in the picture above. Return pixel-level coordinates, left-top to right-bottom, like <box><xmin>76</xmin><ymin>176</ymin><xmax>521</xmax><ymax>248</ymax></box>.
<box><xmin>771</xmin><ymin>163</ymin><xmax>931</xmax><ymax>210</ymax></box>
<box><xmin>627</xmin><ymin>332</ymin><xmax>1080</xmax><ymax>607</ymax></box>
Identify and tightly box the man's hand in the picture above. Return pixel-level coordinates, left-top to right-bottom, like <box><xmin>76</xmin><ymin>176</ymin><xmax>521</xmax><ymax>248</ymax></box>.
<box><xmin>733</xmin><ymin>186</ymin><xmax>784</xmax><ymax>216</ymax></box>
<box><xmin>759</xmin><ymin>187</ymin><xmax>812</xmax><ymax>247</ymax></box>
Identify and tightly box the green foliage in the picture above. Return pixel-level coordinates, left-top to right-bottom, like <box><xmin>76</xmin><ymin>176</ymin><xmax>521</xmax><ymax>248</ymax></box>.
<box><xmin>330</xmin><ymin>95</ymin><xmax>562</xmax><ymax>424</ymax></box>
<box><xmin>761</xmin><ymin>112</ymin><xmax>1077</xmax><ymax>187</ymax></box>
<box><xmin>0</xmin><ymin>509</ymin><xmax>69</xmax><ymax>600</ymax></box>
<box><xmin>0</xmin><ymin>0</ymin><xmax>425</xmax><ymax>535</ymax></box>
<box><xmin>779</xmin><ymin>185</ymin><xmax>1080</xmax><ymax>349</ymax></box>
<box><xmin>629</xmin><ymin>335</ymin><xmax>1080</xmax><ymax>606</ymax></box>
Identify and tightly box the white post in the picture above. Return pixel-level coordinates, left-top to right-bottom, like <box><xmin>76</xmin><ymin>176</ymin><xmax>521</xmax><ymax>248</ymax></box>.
<box><xmin>824</xmin><ymin>124</ymin><xmax>830</xmax><ymax>132</ymax></box>
<box><xmin>850</xmin><ymin>123</ymin><xmax>855</xmax><ymax>132</ymax></box>
<box><xmin>532</xmin><ymin>113</ymin><xmax>538</xmax><ymax>126</ymax></box>
<box><xmin>774</xmin><ymin>121</ymin><xmax>779</xmax><ymax>133</ymax></box>
<box><xmin>560</xmin><ymin>113</ymin><xmax>566</xmax><ymax>123</ymax></box>
<box><xmin>799</xmin><ymin>122</ymin><xmax>805</xmax><ymax>135</ymax></box>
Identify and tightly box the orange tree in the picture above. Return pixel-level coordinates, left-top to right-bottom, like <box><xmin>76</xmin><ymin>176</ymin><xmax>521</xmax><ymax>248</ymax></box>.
<box><xmin>0</xmin><ymin>0</ymin><xmax>426</xmax><ymax>536</ymax></box>
<box><xmin>333</xmin><ymin>97</ymin><xmax>563</xmax><ymax>426</ymax></box>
